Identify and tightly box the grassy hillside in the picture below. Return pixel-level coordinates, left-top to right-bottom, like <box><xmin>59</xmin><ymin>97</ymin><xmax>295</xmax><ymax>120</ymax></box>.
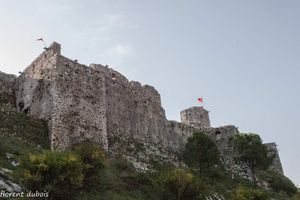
<box><xmin>0</xmin><ymin>96</ymin><xmax>49</xmax><ymax>169</ymax></box>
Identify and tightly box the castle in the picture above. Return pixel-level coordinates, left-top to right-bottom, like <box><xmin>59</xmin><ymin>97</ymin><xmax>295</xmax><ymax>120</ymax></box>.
<box><xmin>2</xmin><ymin>42</ymin><xmax>283</xmax><ymax>181</ymax></box>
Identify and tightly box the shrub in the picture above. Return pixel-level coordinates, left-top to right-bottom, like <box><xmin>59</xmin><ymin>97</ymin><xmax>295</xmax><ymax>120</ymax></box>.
<box><xmin>72</xmin><ymin>141</ymin><xmax>106</xmax><ymax>189</ymax></box>
<box><xmin>183</xmin><ymin>132</ymin><xmax>220</xmax><ymax>175</ymax></box>
<box><xmin>233</xmin><ymin>133</ymin><xmax>274</xmax><ymax>171</ymax></box>
<box><xmin>231</xmin><ymin>185</ymin><xmax>270</xmax><ymax>200</ymax></box>
<box><xmin>19</xmin><ymin>151</ymin><xmax>84</xmax><ymax>200</ymax></box>
<box><xmin>159</xmin><ymin>168</ymin><xmax>201</xmax><ymax>200</ymax></box>
<box><xmin>262</xmin><ymin>171</ymin><xmax>298</xmax><ymax>196</ymax></box>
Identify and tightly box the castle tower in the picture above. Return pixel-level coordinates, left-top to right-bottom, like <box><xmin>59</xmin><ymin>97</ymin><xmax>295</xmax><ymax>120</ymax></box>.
<box><xmin>180</xmin><ymin>107</ymin><xmax>210</xmax><ymax>128</ymax></box>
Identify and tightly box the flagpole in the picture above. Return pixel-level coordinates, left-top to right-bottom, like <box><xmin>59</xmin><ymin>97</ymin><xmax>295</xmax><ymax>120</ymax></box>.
<box><xmin>42</xmin><ymin>40</ymin><xmax>47</xmax><ymax>48</ymax></box>
<box><xmin>37</xmin><ymin>38</ymin><xmax>47</xmax><ymax>48</ymax></box>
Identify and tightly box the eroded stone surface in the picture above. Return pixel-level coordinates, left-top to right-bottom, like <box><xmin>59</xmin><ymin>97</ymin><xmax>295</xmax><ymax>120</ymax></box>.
<box><xmin>0</xmin><ymin>168</ymin><xmax>21</xmax><ymax>192</ymax></box>
<box><xmin>0</xmin><ymin>71</ymin><xmax>16</xmax><ymax>105</ymax></box>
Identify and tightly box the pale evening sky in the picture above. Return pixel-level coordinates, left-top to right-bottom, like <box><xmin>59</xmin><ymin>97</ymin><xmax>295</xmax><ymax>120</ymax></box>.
<box><xmin>0</xmin><ymin>0</ymin><xmax>299</xmax><ymax>185</ymax></box>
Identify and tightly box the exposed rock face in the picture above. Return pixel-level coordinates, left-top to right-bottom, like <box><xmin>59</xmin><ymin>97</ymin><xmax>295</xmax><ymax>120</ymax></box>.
<box><xmin>11</xmin><ymin>42</ymin><xmax>284</xmax><ymax>179</ymax></box>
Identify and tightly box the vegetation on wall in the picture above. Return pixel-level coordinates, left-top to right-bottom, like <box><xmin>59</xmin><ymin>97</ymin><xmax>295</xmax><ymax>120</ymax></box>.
<box><xmin>233</xmin><ymin>133</ymin><xmax>275</xmax><ymax>185</ymax></box>
<box><xmin>183</xmin><ymin>132</ymin><xmax>220</xmax><ymax>175</ymax></box>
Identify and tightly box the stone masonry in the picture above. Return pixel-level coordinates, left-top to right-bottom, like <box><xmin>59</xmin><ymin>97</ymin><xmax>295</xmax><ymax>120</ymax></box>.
<box><xmin>0</xmin><ymin>71</ymin><xmax>16</xmax><ymax>105</ymax></box>
<box><xmin>180</xmin><ymin>106</ymin><xmax>210</xmax><ymax>128</ymax></box>
<box><xmin>265</xmin><ymin>143</ymin><xmax>284</xmax><ymax>174</ymax></box>
<box><xmin>0</xmin><ymin>41</ymin><xmax>283</xmax><ymax>178</ymax></box>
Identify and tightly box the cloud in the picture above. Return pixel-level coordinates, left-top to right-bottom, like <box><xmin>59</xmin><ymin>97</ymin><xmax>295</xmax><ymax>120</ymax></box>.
<box><xmin>98</xmin><ymin>43</ymin><xmax>132</xmax><ymax>65</ymax></box>
<box><xmin>67</xmin><ymin>12</ymin><xmax>138</xmax><ymax>79</ymax></box>
<box><xmin>112</xmin><ymin>44</ymin><xmax>131</xmax><ymax>57</ymax></box>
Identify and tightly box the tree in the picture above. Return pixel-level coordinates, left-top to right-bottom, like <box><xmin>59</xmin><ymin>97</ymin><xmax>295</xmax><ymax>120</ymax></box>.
<box><xmin>183</xmin><ymin>132</ymin><xmax>220</xmax><ymax>175</ymax></box>
<box><xmin>233</xmin><ymin>133</ymin><xmax>274</xmax><ymax>184</ymax></box>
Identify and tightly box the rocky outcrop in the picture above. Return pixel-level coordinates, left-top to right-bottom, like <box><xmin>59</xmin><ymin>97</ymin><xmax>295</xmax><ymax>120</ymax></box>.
<box><xmin>0</xmin><ymin>168</ymin><xmax>21</xmax><ymax>192</ymax></box>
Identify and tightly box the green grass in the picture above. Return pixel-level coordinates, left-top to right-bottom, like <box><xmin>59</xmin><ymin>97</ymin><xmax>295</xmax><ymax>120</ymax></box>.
<box><xmin>0</xmin><ymin>98</ymin><xmax>49</xmax><ymax>170</ymax></box>
<box><xmin>0</xmin><ymin>98</ymin><xmax>50</xmax><ymax>200</ymax></box>
<box><xmin>0</xmin><ymin>103</ymin><xmax>49</xmax><ymax>148</ymax></box>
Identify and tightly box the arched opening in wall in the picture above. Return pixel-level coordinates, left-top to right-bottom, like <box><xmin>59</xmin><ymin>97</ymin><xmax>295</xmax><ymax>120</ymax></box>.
<box><xmin>111</xmin><ymin>73</ymin><xmax>116</xmax><ymax>81</ymax></box>
<box><xmin>215</xmin><ymin>131</ymin><xmax>221</xmax><ymax>141</ymax></box>
<box><xmin>23</xmin><ymin>107</ymin><xmax>30</xmax><ymax>114</ymax></box>
<box><xmin>18</xmin><ymin>102</ymin><xmax>24</xmax><ymax>110</ymax></box>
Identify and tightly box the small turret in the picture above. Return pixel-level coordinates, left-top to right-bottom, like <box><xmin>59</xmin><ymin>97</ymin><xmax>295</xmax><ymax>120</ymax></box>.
<box><xmin>180</xmin><ymin>106</ymin><xmax>210</xmax><ymax>128</ymax></box>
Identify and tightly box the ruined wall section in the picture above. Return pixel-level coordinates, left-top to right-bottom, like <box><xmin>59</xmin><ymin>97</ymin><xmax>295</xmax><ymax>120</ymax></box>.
<box><xmin>167</xmin><ymin>122</ymin><xmax>254</xmax><ymax>181</ymax></box>
<box><xmin>265</xmin><ymin>143</ymin><xmax>284</xmax><ymax>174</ymax></box>
<box><xmin>16</xmin><ymin>43</ymin><xmax>108</xmax><ymax>150</ymax></box>
<box><xmin>167</xmin><ymin>121</ymin><xmax>200</xmax><ymax>152</ymax></box>
<box><xmin>90</xmin><ymin>64</ymin><xmax>169</xmax><ymax>152</ymax></box>
<box><xmin>49</xmin><ymin>56</ymin><xmax>108</xmax><ymax>150</ymax></box>
<box><xmin>15</xmin><ymin>43</ymin><xmax>60</xmax><ymax>120</ymax></box>
<box><xmin>0</xmin><ymin>71</ymin><xmax>16</xmax><ymax>105</ymax></box>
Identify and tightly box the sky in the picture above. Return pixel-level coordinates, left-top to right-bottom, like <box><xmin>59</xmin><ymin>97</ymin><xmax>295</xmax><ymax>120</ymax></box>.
<box><xmin>0</xmin><ymin>0</ymin><xmax>299</xmax><ymax>185</ymax></box>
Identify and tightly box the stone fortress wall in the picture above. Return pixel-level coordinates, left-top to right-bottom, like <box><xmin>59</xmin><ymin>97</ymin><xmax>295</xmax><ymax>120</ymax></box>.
<box><xmin>3</xmin><ymin>42</ymin><xmax>283</xmax><ymax>178</ymax></box>
<box><xmin>0</xmin><ymin>71</ymin><xmax>17</xmax><ymax>105</ymax></box>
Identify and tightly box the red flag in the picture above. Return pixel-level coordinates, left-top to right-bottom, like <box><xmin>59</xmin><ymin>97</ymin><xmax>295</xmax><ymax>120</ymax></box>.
<box><xmin>197</xmin><ymin>97</ymin><xmax>203</xmax><ymax>103</ymax></box>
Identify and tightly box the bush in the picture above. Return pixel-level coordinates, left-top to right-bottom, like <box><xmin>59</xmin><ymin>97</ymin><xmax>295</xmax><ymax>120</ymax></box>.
<box><xmin>183</xmin><ymin>132</ymin><xmax>220</xmax><ymax>175</ymax></box>
<box><xmin>233</xmin><ymin>133</ymin><xmax>274</xmax><ymax>171</ymax></box>
<box><xmin>159</xmin><ymin>168</ymin><xmax>201</xmax><ymax>200</ymax></box>
<box><xmin>231</xmin><ymin>185</ymin><xmax>270</xmax><ymax>200</ymax></box>
<box><xmin>72</xmin><ymin>141</ymin><xmax>106</xmax><ymax>189</ymax></box>
<box><xmin>19</xmin><ymin>151</ymin><xmax>84</xmax><ymax>200</ymax></box>
<box><xmin>262</xmin><ymin>171</ymin><xmax>298</xmax><ymax>196</ymax></box>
